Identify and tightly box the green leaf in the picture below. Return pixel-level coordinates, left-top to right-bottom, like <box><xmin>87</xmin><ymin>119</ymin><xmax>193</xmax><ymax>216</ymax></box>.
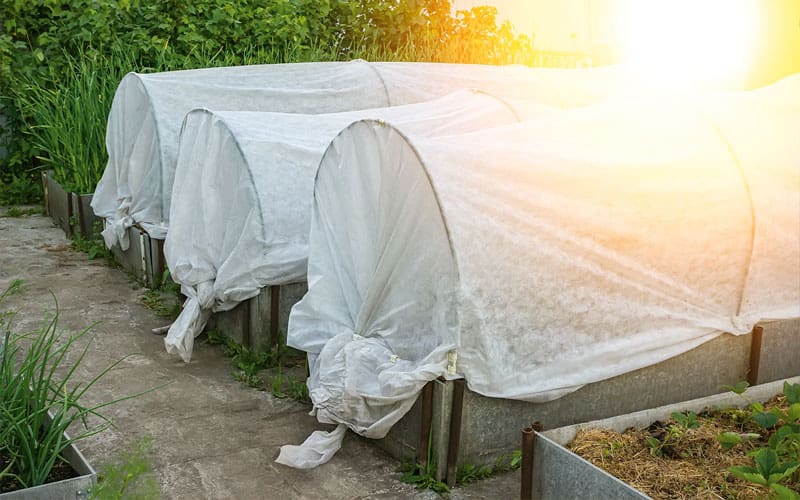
<box><xmin>723</xmin><ymin>381</ymin><xmax>750</xmax><ymax>394</ymax></box>
<box><xmin>753</xmin><ymin>411</ymin><xmax>780</xmax><ymax>429</ymax></box>
<box><xmin>784</xmin><ymin>382</ymin><xmax>800</xmax><ymax>405</ymax></box>
<box><xmin>717</xmin><ymin>431</ymin><xmax>742</xmax><ymax>450</ymax></box>
<box><xmin>769</xmin><ymin>424</ymin><xmax>798</xmax><ymax>449</ymax></box>
<box><xmin>771</xmin><ymin>483</ymin><xmax>800</xmax><ymax>500</ymax></box>
<box><xmin>787</xmin><ymin>403</ymin><xmax>800</xmax><ymax>422</ymax></box>
<box><xmin>753</xmin><ymin>448</ymin><xmax>778</xmax><ymax>478</ymax></box>
<box><xmin>645</xmin><ymin>436</ymin><xmax>662</xmax><ymax>456</ymax></box>
<box><xmin>728</xmin><ymin>466</ymin><xmax>768</xmax><ymax>486</ymax></box>
<box><xmin>32</xmin><ymin>48</ymin><xmax>44</xmax><ymax>62</ymax></box>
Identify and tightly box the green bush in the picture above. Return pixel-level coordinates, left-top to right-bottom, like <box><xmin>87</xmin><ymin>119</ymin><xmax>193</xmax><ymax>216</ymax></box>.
<box><xmin>0</xmin><ymin>0</ymin><xmax>533</xmax><ymax>197</ymax></box>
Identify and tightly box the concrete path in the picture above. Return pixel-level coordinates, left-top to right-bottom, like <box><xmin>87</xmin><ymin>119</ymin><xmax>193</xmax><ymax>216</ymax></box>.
<box><xmin>0</xmin><ymin>209</ymin><xmax>518</xmax><ymax>499</ymax></box>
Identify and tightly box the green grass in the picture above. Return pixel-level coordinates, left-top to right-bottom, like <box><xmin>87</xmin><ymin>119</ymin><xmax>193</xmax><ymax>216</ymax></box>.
<box><xmin>205</xmin><ymin>329</ymin><xmax>309</xmax><ymax>402</ymax></box>
<box><xmin>0</xmin><ymin>207</ymin><xmax>44</xmax><ymax>217</ymax></box>
<box><xmin>70</xmin><ymin>233</ymin><xmax>114</xmax><ymax>262</ymax></box>
<box><xmin>90</xmin><ymin>437</ymin><xmax>160</xmax><ymax>500</ymax></box>
<box><xmin>13</xmin><ymin>46</ymin><xmax>139</xmax><ymax>194</ymax></box>
<box><xmin>139</xmin><ymin>270</ymin><xmax>182</xmax><ymax>319</ymax></box>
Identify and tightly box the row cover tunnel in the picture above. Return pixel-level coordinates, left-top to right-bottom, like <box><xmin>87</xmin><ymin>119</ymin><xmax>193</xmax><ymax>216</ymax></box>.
<box><xmin>90</xmin><ymin>61</ymin><xmax>800</xmax><ymax>469</ymax></box>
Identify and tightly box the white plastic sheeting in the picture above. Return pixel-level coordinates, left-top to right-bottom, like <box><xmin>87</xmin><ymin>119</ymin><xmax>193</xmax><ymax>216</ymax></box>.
<box><xmin>282</xmin><ymin>75</ymin><xmax>800</xmax><ymax>467</ymax></box>
<box><xmin>91</xmin><ymin>60</ymin><xmax>624</xmax><ymax>250</ymax></box>
<box><xmin>163</xmin><ymin>90</ymin><xmax>554</xmax><ymax>362</ymax></box>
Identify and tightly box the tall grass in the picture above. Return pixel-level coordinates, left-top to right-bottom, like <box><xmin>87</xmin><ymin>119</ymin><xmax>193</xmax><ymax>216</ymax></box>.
<box><xmin>0</xmin><ymin>283</ymin><xmax>159</xmax><ymax>489</ymax></box>
<box><xmin>14</xmin><ymin>47</ymin><xmax>139</xmax><ymax>194</ymax></box>
<box><xmin>11</xmin><ymin>40</ymin><xmax>343</xmax><ymax>195</ymax></box>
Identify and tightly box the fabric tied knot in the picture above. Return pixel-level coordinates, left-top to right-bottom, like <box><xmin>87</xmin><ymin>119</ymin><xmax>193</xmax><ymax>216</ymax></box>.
<box><xmin>164</xmin><ymin>281</ymin><xmax>215</xmax><ymax>362</ymax></box>
<box><xmin>101</xmin><ymin>201</ymin><xmax>134</xmax><ymax>250</ymax></box>
<box><xmin>728</xmin><ymin>315</ymin><xmax>758</xmax><ymax>335</ymax></box>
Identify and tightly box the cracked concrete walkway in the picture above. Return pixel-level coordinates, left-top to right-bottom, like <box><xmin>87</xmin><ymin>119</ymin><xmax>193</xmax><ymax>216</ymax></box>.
<box><xmin>0</xmin><ymin>209</ymin><xmax>518</xmax><ymax>499</ymax></box>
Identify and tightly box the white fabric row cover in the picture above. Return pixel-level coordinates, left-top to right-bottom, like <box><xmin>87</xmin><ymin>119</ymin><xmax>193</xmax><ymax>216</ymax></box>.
<box><xmin>91</xmin><ymin>60</ymin><xmax>624</xmax><ymax>250</ymax></box>
<box><xmin>163</xmin><ymin>90</ymin><xmax>554</xmax><ymax>362</ymax></box>
<box><xmin>283</xmin><ymin>75</ymin><xmax>800</xmax><ymax>465</ymax></box>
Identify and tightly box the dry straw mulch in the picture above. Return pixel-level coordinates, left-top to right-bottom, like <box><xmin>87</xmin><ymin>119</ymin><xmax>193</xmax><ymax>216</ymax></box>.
<box><xmin>568</xmin><ymin>395</ymin><xmax>799</xmax><ymax>499</ymax></box>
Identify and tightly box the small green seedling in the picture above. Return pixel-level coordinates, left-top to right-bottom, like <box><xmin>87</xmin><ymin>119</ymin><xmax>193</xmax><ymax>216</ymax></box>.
<box><xmin>671</xmin><ymin>411</ymin><xmax>701</xmax><ymax>430</ymax></box>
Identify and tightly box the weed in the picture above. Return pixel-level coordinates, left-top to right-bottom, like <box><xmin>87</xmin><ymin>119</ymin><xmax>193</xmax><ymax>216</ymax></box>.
<box><xmin>203</xmin><ymin>329</ymin><xmax>227</xmax><ymax>346</ymax></box>
<box><xmin>672</xmin><ymin>411</ymin><xmax>701</xmax><ymax>430</ymax></box>
<box><xmin>399</xmin><ymin>459</ymin><xmax>449</xmax><ymax>495</ymax></box>
<box><xmin>158</xmin><ymin>270</ymin><xmax>181</xmax><ymax>297</ymax></box>
<box><xmin>204</xmin><ymin>329</ymin><xmax>309</xmax><ymax>403</ymax></box>
<box><xmin>233</xmin><ymin>370</ymin><xmax>263</xmax><ymax>389</ymax></box>
<box><xmin>287</xmin><ymin>376</ymin><xmax>310</xmax><ymax>403</ymax></box>
<box><xmin>269</xmin><ymin>369</ymin><xmax>286</xmax><ymax>398</ymax></box>
<box><xmin>509</xmin><ymin>449</ymin><xmax>522</xmax><ymax>469</ymax></box>
<box><xmin>140</xmin><ymin>290</ymin><xmax>181</xmax><ymax>319</ymax></box>
<box><xmin>90</xmin><ymin>437</ymin><xmax>160</xmax><ymax>500</ymax></box>
<box><xmin>71</xmin><ymin>234</ymin><xmax>114</xmax><ymax>262</ymax></box>
<box><xmin>456</xmin><ymin>463</ymin><xmax>493</xmax><ymax>485</ymax></box>
<box><xmin>139</xmin><ymin>270</ymin><xmax>183</xmax><ymax>319</ymax></box>
<box><xmin>1</xmin><ymin>207</ymin><xmax>43</xmax><ymax>217</ymax></box>
<box><xmin>644</xmin><ymin>411</ymin><xmax>705</xmax><ymax>458</ymax></box>
<box><xmin>601</xmin><ymin>440</ymin><xmax>624</xmax><ymax>459</ymax></box>
<box><xmin>398</xmin><ymin>429</ymin><xmax>449</xmax><ymax>494</ymax></box>
<box><xmin>455</xmin><ymin>450</ymin><xmax>523</xmax><ymax>486</ymax></box>
<box><xmin>264</xmin><ymin>366</ymin><xmax>309</xmax><ymax>402</ymax></box>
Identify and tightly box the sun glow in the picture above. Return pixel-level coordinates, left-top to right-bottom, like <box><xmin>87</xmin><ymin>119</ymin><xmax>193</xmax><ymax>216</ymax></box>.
<box><xmin>615</xmin><ymin>0</ymin><xmax>758</xmax><ymax>91</ymax></box>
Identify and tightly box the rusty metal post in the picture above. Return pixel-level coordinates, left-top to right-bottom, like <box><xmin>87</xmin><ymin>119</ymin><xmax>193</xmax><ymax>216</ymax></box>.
<box><xmin>445</xmin><ymin>378</ymin><xmax>466</xmax><ymax>487</ymax></box>
<box><xmin>269</xmin><ymin>285</ymin><xmax>281</xmax><ymax>348</ymax></box>
<box><xmin>241</xmin><ymin>299</ymin><xmax>252</xmax><ymax>348</ymax></box>
<box><xmin>748</xmin><ymin>325</ymin><xmax>764</xmax><ymax>386</ymax></box>
<box><xmin>520</xmin><ymin>422</ymin><xmax>542</xmax><ymax>500</ymax></box>
<box><xmin>520</xmin><ymin>427</ymin><xmax>534</xmax><ymax>500</ymax></box>
<box><xmin>417</xmin><ymin>381</ymin><xmax>435</xmax><ymax>469</ymax></box>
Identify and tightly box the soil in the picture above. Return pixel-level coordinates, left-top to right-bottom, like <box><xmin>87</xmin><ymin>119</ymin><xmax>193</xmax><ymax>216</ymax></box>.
<box><xmin>568</xmin><ymin>395</ymin><xmax>800</xmax><ymax>499</ymax></box>
<box><xmin>0</xmin><ymin>448</ymin><xmax>79</xmax><ymax>493</ymax></box>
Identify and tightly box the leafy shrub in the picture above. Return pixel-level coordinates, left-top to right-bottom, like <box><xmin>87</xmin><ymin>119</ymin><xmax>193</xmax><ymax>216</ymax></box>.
<box><xmin>0</xmin><ymin>174</ymin><xmax>41</xmax><ymax>206</ymax></box>
<box><xmin>0</xmin><ymin>0</ymin><xmax>535</xmax><ymax>194</ymax></box>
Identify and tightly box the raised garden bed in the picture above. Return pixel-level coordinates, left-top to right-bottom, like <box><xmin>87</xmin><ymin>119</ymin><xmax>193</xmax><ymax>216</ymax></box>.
<box><xmin>0</xmin><ymin>418</ymin><xmax>96</xmax><ymax>500</ymax></box>
<box><xmin>377</xmin><ymin>319</ymin><xmax>799</xmax><ymax>486</ymax></box>
<box><xmin>103</xmin><ymin>223</ymin><xmax>165</xmax><ymax>289</ymax></box>
<box><xmin>206</xmin><ymin>282</ymin><xmax>308</xmax><ymax>352</ymax></box>
<box><xmin>528</xmin><ymin>376</ymin><xmax>800</xmax><ymax>499</ymax></box>
<box><xmin>41</xmin><ymin>171</ymin><xmax>99</xmax><ymax>240</ymax></box>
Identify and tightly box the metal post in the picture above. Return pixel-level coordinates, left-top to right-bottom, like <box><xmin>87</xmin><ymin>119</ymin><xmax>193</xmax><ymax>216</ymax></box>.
<box><xmin>417</xmin><ymin>381</ymin><xmax>434</xmax><ymax>469</ymax></box>
<box><xmin>748</xmin><ymin>325</ymin><xmax>764</xmax><ymax>386</ymax></box>
<box><xmin>269</xmin><ymin>285</ymin><xmax>281</xmax><ymax>348</ymax></box>
<box><xmin>242</xmin><ymin>299</ymin><xmax>252</xmax><ymax>348</ymax></box>
<box><xmin>520</xmin><ymin>421</ymin><xmax>543</xmax><ymax>500</ymax></box>
<box><xmin>445</xmin><ymin>378</ymin><xmax>465</xmax><ymax>487</ymax></box>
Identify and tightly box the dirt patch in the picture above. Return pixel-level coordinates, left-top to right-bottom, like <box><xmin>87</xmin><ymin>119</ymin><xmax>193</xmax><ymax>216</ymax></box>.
<box><xmin>0</xmin><ymin>449</ymin><xmax>79</xmax><ymax>493</ymax></box>
<box><xmin>568</xmin><ymin>395</ymin><xmax>799</xmax><ymax>499</ymax></box>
